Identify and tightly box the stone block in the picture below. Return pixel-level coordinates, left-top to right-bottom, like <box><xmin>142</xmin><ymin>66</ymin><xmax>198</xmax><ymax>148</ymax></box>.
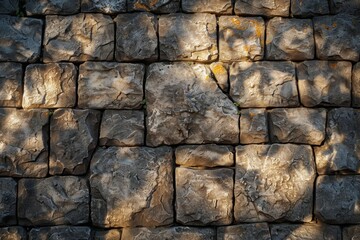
<box><xmin>50</xmin><ymin>109</ymin><xmax>101</xmax><ymax>175</ymax></box>
<box><xmin>0</xmin><ymin>227</ymin><xmax>26</xmax><ymax>240</ymax></box>
<box><xmin>315</xmin><ymin>108</ymin><xmax>360</xmax><ymax>174</ymax></box>
<box><xmin>240</xmin><ymin>108</ymin><xmax>268</xmax><ymax>144</ymax></box>
<box><xmin>94</xmin><ymin>229</ymin><xmax>122</xmax><ymax>240</ymax></box>
<box><xmin>18</xmin><ymin>176</ymin><xmax>89</xmax><ymax>226</ymax></box>
<box><xmin>230</xmin><ymin>61</ymin><xmax>298</xmax><ymax>108</ymax></box>
<box><xmin>0</xmin><ymin>178</ymin><xmax>17</xmax><ymax>226</ymax></box>
<box><xmin>81</xmin><ymin>0</ymin><xmax>126</xmax><ymax>13</ymax></box>
<box><xmin>23</xmin><ymin>63</ymin><xmax>77</xmax><ymax>109</ymax></box>
<box><xmin>99</xmin><ymin>110</ymin><xmax>144</xmax><ymax>146</ymax></box>
<box><xmin>127</xmin><ymin>0</ymin><xmax>180</xmax><ymax>13</ymax></box>
<box><xmin>291</xmin><ymin>0</ymin><xmax>329</xmax><ymax>17</ymax></box>
<box><xmin>217</xmin><ymin>223</ymin><xmax>271</xmax><ymax>240</ymax></box>
<box><xmin>115</xmin><ymin>13</ymin><xmax>157</xmax><ymax>61</ymax></box>
<box><xmin>176</xmin><ymin>168</ymin><xmax>233</xmax><ymax>225</ymax></box>
<box><xmin>353</xmin><ymin>62</ymin><xmax>360</xmax><ymax>107</ymax></box>
<box><xmin>25</xmin><ymin>0</ymin><xmax>80</xmax><ymax>15</ymax></box>
<box><xmin>266</xmin><ymin>17</ymin><xmax>314</xmax><ymax>60</ymax></box>
<box><xmin>269</xmin><ymin>108</ymin><xmax>326</xmax><ymax>145</ymax></box>
<box><xmin>175</xmin><ymin>145</ymin><xmax>233</xmax><ymax>167</ymax></box>
<box><xmin>219</xmin><ymin>16</ymin><xmax>265</xmax><ymax>61</ymax></box>
<box><xmin>0</xmin><ymin>108</ymin><xmax>48</xmax><ymax>177</ymax></box>
<box><xmin>235</xmin><ymin>144</ymin><xmax>315</xmax><ymax>222</ymax></box>
<box><xmin>146</xmin><ymin>62</ymin><xmax>239</xmax><ymax>146</ymax></box>
<box><xmin>235</xmin><ymin>0</ymin><xmax>290</xmax><ymax>16</ymax></box>
<box><xmin>0</xmin><ymin>62</ymin><xmax>22</xmax><ymax>107</ymax></box>
<box><xmin>159</xmin><ymin>14</ymin><xmax>217</xmax><ymax>62</ymax></box>
<box><xmin>0</xmin><ymin>16</ymin><xmax>42</xmax><ymax>62</ymax></box>
<box><xmin>90</xmin><ymin>147</ymin><xmax>173</xmax><ymax>227</ymax></box>
<box><xmin>78</xmin><ymin>62</ymin><xmax>144</xmax><ymax>109</ymax></box>
<box><xmin>44</xmin><ymin>14</ymin><xmax>114</xmax><ymax>62</ymax></box>
<box><xmin>329</xmin><ymin>0</ymin><xmax>360</xmax><ymax>14</ymax></box>
<box><xmin>209</xmin><ymin>62</ymin><xmax>229</xmax><ymax>92</ymax></box>
<box><xmin>343</xmin><ymin>225</ymin><xmax>360</xmax><ymax>240</ymax></box>
<box><xmin>29</xmin><ymin>226</ymin><xmax>91</xmax><ymax>240</ymax></box>
<box><xmin>182</xmin><ymin>0</ymin><xmax>232</xmax><ymax>13</ymax></box>
<box><xmin>0</xmin><ymin>0</ymin><xmax>18</xmax><ymax>14</ymax></box>
<box><xmin>298</xmin><ymin>61</ymin><xmax>352</xmax><ymax>107</ymax></box>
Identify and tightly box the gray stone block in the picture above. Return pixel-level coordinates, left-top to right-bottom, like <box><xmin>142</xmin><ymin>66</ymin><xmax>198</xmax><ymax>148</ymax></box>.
<box><xmin>0</xmin><ymin>62</ymin><xmax>22</xmax><ymax>107</ymax></box>
<box><xmin>209</xmin><ymin>62</ymin><xmax>229</xmax><ymax>92</ymax></box>
<box><xmin>81</xmin><ymin>0</ymin><xmax>126</xmax><ymax>13</ymax></box>
<box><xmin>25</xmin><ymin>0</ymin><xmax>80</xmax><ymax>15</ymax></box>
<box><xmin>329</xmin><ymin>0</ymin><xmax>360</xmax><ymax>14</ymax></box>
<box><xmin>127</xmin><ymin>0</ymin><xmax>180</xmax><ymax>13</ymax></box>
<box><xmin>182</xmin><ymin>0</ymin><xmax>232</xmax><ymax>13</ymax></box>
<box><xmin>0</xmin><ymin>0</ymin><xmax>18</xmax><ymax>14</ymax></box>
<box><xmin>94</xmin><ymin>229</ymin><xmax>121</xmax><ymax>240</ymax></box>
<box><xmin>343</xmin><ymin>225</ymin><xmax>360</xmax><ymax>240</ymax></box>
<box><xmin>0</xmin><ymin>227</ymin><xmax>26</xmax><ymax>240</ymax></box>
<box><xmin>353</xmin><ymin>62</ymin><xmax>360</xmax><ymax>107</ymax></box>
<box><xmin>240</xmin><ymin>108</ymin><xmax>268</xmax><ymax>144</ymax></box>
<box><xmin>29</xmin><ymin>226</ymin><xmax>91</xmax><ymax>240</ymax></box>
<box><xmin>0</xmin><ymin>178</ymin><xmax>17</xmax><ymax>226</ymax></box>
<box><xmin>235</xmin><ymin>0</ymin><xmax>290</xmax><ymax>16</ymax></box>
<box><xmin>217</xmin><ymin>223</ymin><xmax>271</xmax><ymax>240</ymax></box>
<box><xmin>291</xmin><ymin>0</ymin><xmax>329</xmax><ymax>17</ymax></box>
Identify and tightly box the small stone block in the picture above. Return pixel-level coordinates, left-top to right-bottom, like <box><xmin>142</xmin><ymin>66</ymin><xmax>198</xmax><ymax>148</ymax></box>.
<box><xmin>127</xmin><ymin>0</ymin><xmax>180</xmax><ymax>13</ymax></box>
<box><xmin>343</xmin><ymin>225</ymin><xmax>360</xmax><ymax>240</ymax></box>
<box><xmin>81</xmin><ymin>0</ymin><xmax>126</xmax><ymax>13</ymax></box>
<box><xmin>217</xmin><ymin>223</ymin><xmax>271</xmax><ymax>240</ymax></box>
<box><xmin>94</xmin><ymin>229</ymin><xmax>122</xmax><ymax>240</ymax></box>
<box><xmin>25</xmin><ymin>0</ymin><xmax>80</xmax><ymax>15</ymax></box>
<box><xmin>182</xmin><ymin>0</ymin><xmax>232</xmax><ymax>13</ymax></box>
<box><xmin>29</xmin><ymin>226</ymin><xmax>91</xmax><ymax>240</ymax></box>
<box><xmin>0</xmin><ymin>227</ymin><xmax>26</xmax><ymax>240</ymax></box>
<box><xmin>0</xmin><ymin>178</ymin><xmax>17</xmax><ymax>226</ymax></box>
<box><xmin>209</xmin><ymin>62</ymin><xmax>229</xmax><ymax>92</ymax></box>
<box><xmin>291</xmin><ymin>0</ymin><xmax>330</xmax><ymax>17</ymax></box>
<box><xmin>240</xmin><ymin>108</ymin><xmax>268</xmax><ymax>144</ymax></box>
<box><xmin>235</xmin><ymin>0</ymin><xmax>290</xmax><ymax>17</ymax></box>
<box><xmin>0</xmin><ymin>62</ymin><xmax>22</xmax><ymax>107</ymax></box>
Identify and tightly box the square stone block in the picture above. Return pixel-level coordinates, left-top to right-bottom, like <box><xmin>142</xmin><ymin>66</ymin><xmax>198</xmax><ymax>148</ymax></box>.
<box><xmin>352</xmin><ymin>62</ymin><xmax>360</xmax><ymax>107</ymax></box>
<box><xmin>235</xmin><ymin>0</ymin><xmax>290</xmax><ymax>16</ymax></box>
<box><xmin>25</xmin><ymin>0</ymin><xmax>80</xmax><ymax>15</ymax></box>
<box><xmin>343</xmin><ymin>225</ymin><xmax>360</xmax><ymax>240</ymax></box>
<box><xmin>210</xmin><ymin>62</ymin><xmax>229</xmax><ymax>92</ymax></box>
<box><xmin>329</xmin><ymin>0</ymin><xmax>360</xmax><ymax>14</ymax></box>
<box><xmin>0</xmin><ymin>178</ymin><xmax>17</xmax><ymax>226</ymax></box>
<box><xmin>0</xmin><ymin>227</ymin><xmax>26</xmax><ymax>240</ymax></box>
<box><xmin>0</xmin><ymin>0</ymin><xmax>18</xmax><ymax>14</ymax></box>
<box><xmin>0</xmin><ymin>62</ymin><xmax>22</xmax><ymax>107</ymax></box>
<box><xmin>217</xmin><ymin>223</ymin><xmax>271</xmax><ymax>240</ymax></box>
<box><xmin>29</xmin><ymin>226</ymin><xmax>91</xmax><ymax>240</ymax></box>
<box><xmin>291</xmin><ymin>0</ymin><xmax>329</xmax><ymax>17</ymax></box>
<box><xmin>94</xmin><ymin>229</ymin><xmax>122</xmax><ymax>240</ymax></box>
<box><xmin>81</xmin><ymin>0</ymin><xmax>126</xmax><ymax>13</ymax></box>
<box><xmin>127</xmin><ymin>0</ymin><xmax>180</xmax><ymax>13</ymax></box>
<box><xmin>182</xmin><ymin>0</ymin><xmax>232</xmax><ymax>13</ymax></box>
<box><xmin>240</xmin><ymin>108</ymin><xmax>268</xmax><ymax>144</ymax></box>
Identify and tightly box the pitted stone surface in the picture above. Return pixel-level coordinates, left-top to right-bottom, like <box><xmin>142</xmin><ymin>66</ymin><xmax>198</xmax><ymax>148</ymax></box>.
<box><xmin>128</xmin><ymin>0</ymin><xmax>180</xmax><ymax>13</ymax></box>
<box><xmin>209</xmin><ymin>62</ymin><xmax>229</xmax><ymax>92</ymax></box>
<box><xmin>0</xmin><ymin>16</ymin><xmax>43</xmax><ymax>62</ymax></box>
<box><xmin>343</xmin><ymin>225</ymin><xmax>360</xmax><ymax>240</ymax></box>
<box><xmin>23</xmin><ymin>63</ymin><xmax>77</xmax><ymax>109</ymax></box>
<box><xmin>182</xmin><ymin>0</ymin><xmax>232</xmax><ymax>13</ymax></box>
<box><xmin>81</xmin><ymin>0</ymin><xmax>126</xmax><ymax>13</ymax></box>
<box><xmin>291</xmin><ymin>0</ymin><xmax>329</xmax><ymax>17</ymax></box>
<box><xmin>146</xmin><ymin>62</ymin><xmax>239</xmax><ymax>146</ymax></box>
<box><xmin>90</xmin><ymin>146</ymin><xmax>173</xmax><ymax>228</ymax></box>
<box><xmin>18</xmin><ymin>176</ymin><xmax>89</xmax><ymax>226</ymax></box>
<box><xmin>0</xmin><ymin>0</ymin><xmax>18</xmax><ymax>14</ymax></box>
<box><xmin>217</xmin><ymin>223</ymin><xmax>271</xmax><ymax>240</ymax></box>
<box><xmin>0</xmin><ymin>178</ymin><xmax>16</xmax><ymax>226</ymax></box>
<box><xmin>230</xmin><ymin>61</ymin><xmax>299</xmax><ymax>108</ymax></box>
<box><xmin>78</xmin><ymin>62</ymin><xmax>144</xmax><ymax>109</ymax></box>
<box><xmin>353</xmin><ymin>63</ymin><xmax>360</xmax><ymax>107</ymax></box>
<box><xmin>43</xmin><ymin>14</ymin><xmax>114</xmax><ymax>62</ymax></box>
<box><xmin>0</xmin><ymin>227</ymin><xmax>26</xmax><ymax>240</ymax></box>
<box><xmin>94</xmin><ymin>229</ymin><xmax>122</xmax><ymax>240</ymax></box>
<box><xmin>235</xmin><ymin>144</ymin><xmax>315</xmax><ymax>222</ymax></box>
<box><xmin>50</xmin><ymin>109</ymin><xmax>101</xmax><ymax>175</ymax></box>
<box><xmin>29</xmin><ymin>226</ymin><xmax>91</xmax><ymax>240</ymax></box>
<box><xmin>329</xmin><ymin>0</ymin><xmax>360</xmax><ymax>14</ymax></box>
<box><xmin>0</xmin><ymin>108</ymin><xmax>48</xmax><ymax>177</ymax></box>
<box><xmin>315</xmin><ymin>108</ymin><xmax>360</xmax><ymax>174</ymax></box>
<box><xmin>25</xmin><ymin>0</ymin><xmax>80</xmax><ymax>15</ymax></box>
<box><xmin>99</xmin><ymin>110</ymin><xmax>144</xmax><ymax>146</ymax></box>
<box><xmin>159</xmin><ymin>14</ymin><xmax>217</xmax><ymax>62</ymax></box>
<box><xmin>115</xmin><ymin>13</ymin><xmax>158</xmax><ymax>61</ymax></box>
<box><xmin>219</xmin><ymin>16</ymin><xmax>265</xmax><ymax>61</ymax></box>
<box><xmin>0</xmin><ymin>62</ymin><xmax>22</xmax><ymax>107</ymax></box>
<box><xmin>240</xmin><ymin>108</ymin><xmax>268</xmax><ymax>144</ymax></box>
<box><xmin>235</xmin><ymin>0</ymin><xmax>290</xmax><ymax>16</ymax></box>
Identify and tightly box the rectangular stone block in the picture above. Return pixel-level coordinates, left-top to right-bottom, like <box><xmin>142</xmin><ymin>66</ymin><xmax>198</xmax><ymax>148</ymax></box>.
<box><xmin>44</xmin><ymin>14</ymin><xmax>114</xmax><ymax>62</ymax></box>
<box><xmin>343</xmin><ymin>225</ymin><xmax>360</xmax><ymax>240</ymax></box>
<box><xmin>235</xmin><ymin>0</ymin><xmax>290</xmax><ymax>16</ymax></box>
<box><xmin>210</xmin><ymin>62</ymin><xmax>229</xmax><ymax>92</ymax></box>
<box><xmin>217</xmin><ymin>223</ymin><xmax>271</xmax><ymax>240</ymax></box>
<box><xmin>94</xmin><ymin>229</ymin><xmax>122</xmax><ymax>240</ymax></box>
<box><xmin>29</xmin><ymin>226</ymin><xmax>91</xmax><ymax>240</ymax></box>
<box><xmin>0</xmin><ymin>227</ymin><xmax>26</xmax><ymax>240</ymax></box>
<box><xmin>81</xmin><ymin>0</ymin><xmax>126</xmax><ymax>13</ymax></box>
<box><xmin>329</xmin><ymin>0</ymin><xmax>360</xmax><ymax>14</ymax></box>
<box><xmin>0</xmin><ymin>0</ymin><xmax>18</xmax><ymax>14</ymax></box>
<box><xmin>230</xmin><ymin>61</ymin><xmax>299</xmax><ymax>108</ymax></box>
<box><xmin>0</xmin><ymin>62</ymin><xmax>22</xmax><ymax>107</ymax></box>
<box><xmin>291</xmin><ymin>0</ymin><xmax>329</xmax><ymax>17</ymax></box>
<box><xmin>182</xmin><ymin>0</ymin><xmax>232</xmax><ymax>13</ymax></box>
<box><xmin>353</xmin><ymin>62</ymin><xmax>360</xmax><ymax>107</ymax></box>
<box><xmin>240</xmin><ymin>108</ymin><xmax>268</xmax><ymax>144</ymax></box>
<box><xmin>25</xmin><ymin>0</ymin><xmax>80</xmax><ymax>15</ymax></box>
<box><xmin>78</xmin><ymin>62</ymin><xmax>144</xmax><ymax>109</ymax></box>
<box><xmin>127</xmin><ymin>0</ymin><xmax>180</xmax><ymax>13</ymax></box>
<box><xmin>0</xmin><ymin>178</ymin><xmax>17</xmax><ymax>226</ymax></box>
<box><xmin>219</xmin><ymin>16</ymin><xmax>265</xmax><ymax>61</ymax></box>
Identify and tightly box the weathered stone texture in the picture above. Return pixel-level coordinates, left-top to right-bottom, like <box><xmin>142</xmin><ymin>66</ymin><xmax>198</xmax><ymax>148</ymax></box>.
<box><xmin>0</xmin><ymin>0</ymin><xmax>18</xmax><ymax>14</ymax></box>
<box><xmin>44</xmin><ymin>14</ymin><xmax>114</xmax><ymax>62</ymax></box>
<box><xmin>0</xmin><ymin>108</ymin><xmax>48</xmax><ymax>177</ymax></box>
<box><xmin>94</xmin><ymin>229</ymin><xmax>122</xmax><ymax>240</ymax></box>
<box><xmin>0</xmin><ymin>178</ymin><xmax>16</xmax><ymax>226</ymax></box>
<box><xmin>0</xmin><ymin>227</ymin><xmax>26</xmax><ymax>240</ymax></box>
<box><xmin>50</xmin><ymin>109</ymin><xmax>101</xmax><ymax>175</ymax></box>
<box><xmin>159</xmin><ymin>14</ymin><xmax>218</xmax><ymax>62</ymax></box>
<box><xmin>291</xmin><ymin>0</ymin><xmax>329</xmax><ymax>17</ymax></box>
<box><xmin>315</xmin><ymin>108</ymin><xmax>360</xmax><ymax>174</ymax></box>
<box><xmin>329</xmin><ymin>0</ymin><xmax>360</xmax><ymax>14</ymax></box>
<box><xmin>235</xmin><ymin>144</ymin><xmax>315</xmax><ymax>222</ymax></box>
<box><xmin>176</xmin><ymin>168</ymin><xmax>233</xmax><ymax>225</ymax></box>
<box><xmin>0</xmin><ymin>16</ymin><xmax>43</xmax><ymax>62</ymax></box>
<box><xmin>29</xmin><ymin>226</ymin><xmax>91</xmax><ymax>240</ymax></box>
<box><xmin>146</xmin><ymin>63</ymin><xmax>239</xmax><ymax>146</ymax></box>
<box><xmin>230</xmin><ymin>61</ymin><xmax>299</xmax><ymax>108</ymax></box>
<box><xmin>0</xmin><ymin>62</ymin><xmax>22</xmax><ymax>107</ymax></box>
<box><xmin>240</xmin><ymin>108</ymin><xmax>268</xmax><ymax>144</ymax></box>
<box><xmin>23</xmin><ymin>63</ymin><xmax>77</xmax><ymax>109</ymax></box>
<box><xmin>182</xmin><ymin>0</ymin><xmax>232</xmax><ymax>13</ymax></box>
<box><xmin>235</xmin><ymin>0</ymin><xmax>290</xmax><ymax>16</ymax></box>
<box><xmin>343</xmin><ymin>225</ymin><xmax>360</xmax><ymax>240</ymax></box>
<box><xmin>353</xmin><ymin>62</ymin><xmax>360</xmax><ymax>107</ymax></box>
<box><xmin>128</xmin><ymin>0</ymin><xmax>180</xmax><ymax>13</ymax></box>
<box><xmin>219</xmin><ymin>16</ymin><xmax>265</xmax><ymax>61</ymax></box>
<box><xmin>209</xmin><ymin>62</ymin><xmax>229</xmax><ymax>92</ymax></box>
<box><xmin>175</xmin><ymin>145</ymin><xmax>233</xmax><ymax>167</ymax></box>
<box><xmin>18</xmin><ymin>176</ymin><xmax>89</xmax><ymax>226</ymax></box>
<box><xmin>82</xmin><ymin>0</ymin><xmax>126</xmax><ymax>13</ymax></box>
<box><xmin>298</xmin><ymin>61</ymin><xmax>352</xmax><ymax>107</ymax></box>
<box><xmin>90</xmin><ymin>147</ymin><xmax>173</xmax><ymax>228</ymax></box>
<box><xmin>315</xmin><ymin>175</ymin><xmax>360</xmax><ymax>224</ymax></box>
<box><xmin>25</xmin><ymin>0</ymin><xmax>80</xmax><ymax>15</ymax></box>
<box><xmin>217</xmin><ymin>223</ymin><xmax>271</xmax><ymax>240</ymax></box>
<box><xmin>78</xmin><ymin>62</ymin><xmax>144</xmax><ymax>109</ymax></box>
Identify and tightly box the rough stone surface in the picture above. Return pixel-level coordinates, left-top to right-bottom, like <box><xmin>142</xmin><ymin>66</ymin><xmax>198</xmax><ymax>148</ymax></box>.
<box><xmin>0</xmin><ymin>62</ymin><xmax>22</xmax><ymax>107</ymax></box>
<box><xmin>298</xmin><ymin>61</ymin><xmax>352</xmax><ymax>107</ymax></box>
<box><xmin>18</xmin><ymin>176</ymin><xmax>89</xmax><ymax>226</ymax></box>
<box><xmin>219</xmin><ymin>16</ymin><xmax>265</xmax><ymax>61</ymax></box>
<box><xmin>291</xmin><ymin>0</ymin><xmax>329</xmax><ymax>17</ymax></box>
<box><xmin>0</xmin><ymin>108</ymin><xmax>48</xmax><ymax>177</ymax></box>
<box><xmin>128</xmin><ymin>0</ymin><xmax>179</xmax><ymax>13</ymax></box>
<box><xmin>23</xmin><ymin>63</ymin><xmax>77</xmax><ymax>109</ymax></box>
<box><xmin>99</xmin><ymin>110</ymin><xmax>144</xmax><ymax>146</ymax></box>
<box><xmin>146</xmin><ymin>62</ymin><xmax>239</xmax><ymax>146</ymax></box>
<box><xmin>230</xmin><ymin>61</ymin><xmax>299</xmax><ymax>108</ymax></box>
<box><xmin>81</xmin><ymin>0</ymin><xmax>126</xmax><ymax>13</ymax></box>
<box><xmin>217</xmin><ymin>223</ymin><xmax>271</xmax><ymax>240</ymax></box>
<box><xmin>235</xmin><ymin>0</ymin><xmax>290</xmax><ymax>16</ymax></box>
<box><xmin>240</xmin><ymin>108</ymin><xmax>268</xmax><ymax>144</ymax></box>
<box><xmin>315</xmin><ymin>108</ymin><xmax>360</xmax><ymax>174</ymax></box>
<box><xmin>90</xmin><ymin>146</ymin><xmax>173</xmax><ymax>228</ymax></box>
<box><xmin>115</xmin><ymin>13</ymin><xmax>157</xmax><ymax>61</ymax></box>
<box><xmin>329</xmin><ymin>0</ymin><xmax>360</xmax><ymax>14</ymax></box>
<box><xmin>209</xmin><ymin>62</ymin><xmax>229</xmax><ymax>92</ymax></box>
<box><xmin>266</xmin><ymin>17</ymin><xmax>314</xmax><ymax>60</ymax></box>
<box><xmin>94</xmin><ymin>229</ymin><xmax>122</xmax><ymax>240</ymax></box>
<box><xmin>235</xmin><ymin>144</ymin><xmax>315</xmax><ymax>222</ymax></box>
<box><xmin>50</xmin><ymin>109</ymin><xmax>101</xmax><ymax>175</ymax></box>
<box><xmin>0</xmin><ymin>227</ymin><xmax>26</xmax><ymax>240</ymax></box>
<box><xmin>78</xmin><ymin>62</ymin><xmax>144</xmax><ymax>109</ymax></box>
<box><xmin>44</xmin><ymin>14</ymin><xmax>114</xmax><ymax>62</ymax></box>
<box><xmin>315</xmin><ymin>175</ymin><xmax>360</xmax><ymax>224</ymax></box>
<box><xmin>182</xmin><ymin>0</ymin><xmax>232</xmax><ymax>13</ymax></box>
<box><xmin>159</xmin><ymin>14</ymin><xmax>218</xmax><ymax>62</ymax></box>
<box><xmin>0</xmin><ymin>16</ymin><xmax>43</xmax><ymax>62</ymax></box>
<box><xmin>343</xmin><ymin>225</ymin><xmax>360</xmax><ymax>240</ymax></box>
<box><xmin>29</xmin><ymin>226</ymin><xmax>91</xmax><ymax>240</ymax></box>
<box><xmin>0</xmin><ymin>0</ymin><xmax>18</xmax><ymax>14</ymax></box>
<box><xmin>25</xmin><ymin>0</ymin><xmax>80</xmax><ymax>15</ymax></box>
<box><xmin>353</xmin><ymin>62</ymin><xmax>360</xmax><ymax>107</ymax></box>
<box><xmin>176</xmin><ymin>168</ymin><xmax>233</xmax><ymax>226</ymax></box>
<box><xmin>0</xmin><ymin>178</ymin><xmax>17</xmax><ymax>226</ymax></box>
<box><xmin>269</xmin><ymin>108</ymin><xmax>326</xmax><ymax>145</ymax></box>
<box><xmin>175</xmin><ymin>145</ymin><xmax>233</xmax><ymax>167</ymax></box>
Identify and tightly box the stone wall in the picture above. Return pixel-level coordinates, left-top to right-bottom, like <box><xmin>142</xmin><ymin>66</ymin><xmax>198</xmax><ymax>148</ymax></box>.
<box><xmin>0</xmin><ymin>0</ymin><xmax>360</xmax><ymax>239</ymax></box>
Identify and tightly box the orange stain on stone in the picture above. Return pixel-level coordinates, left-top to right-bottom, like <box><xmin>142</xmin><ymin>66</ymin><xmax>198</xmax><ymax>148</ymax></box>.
<box><xmin>212</xmin><ymin>64</ymin><xmax>227</xmax><ymax>75</ymax></box>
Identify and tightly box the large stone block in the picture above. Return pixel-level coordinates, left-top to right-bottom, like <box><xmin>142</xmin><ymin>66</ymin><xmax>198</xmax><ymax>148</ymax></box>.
<box><xmin>23</xmin><ymin>63</ymin><xmax>77</xmax><ymax>109</ymax></box>
<box><xmin>343</xmin><ymin>225</ymin><xmax>360</xmax><ymax>240</ymax></box>
<box><xmin>230</xmin><ymin>61</ymin><xmax>299</xmax><ymax>108</ymax></box>
<box><xmin>81</xmin><ymin>0</ymin><xmax>126</xmax><ymax>13</ymax></box>
<box><xmin>240</xmin><ymin>108</ymin><xmax>268</xmax><ymax>144</ymax></box>
<box><xmin>182</xmin><ymin>0</ymin><xmax>232</xmax><ymax>13</ymax></box>
<box><xmin>329</xmin><ymin>0</ymin><xmax>360</xmax><ymax>14</ymax></box>
<box><xmin>146</xmin><ymin>62</ymin><xmax>239</xmax><ymax>146</ymax></box>
<box><xmin>90</xmin><ymin>147</ymin><xmax>173</xmax><ymax>228</ymax></box>
<box><xmin>78</xmin><ymin>62</ymin><xmax>144</xmax><ymax>109</ymax></box>
<box><xmin>159</xmin><ymin>14</ymin><xmax>217</xmax><ymax>62</ymax></box>
<box><xmin>217</xmin><ymin>223</ymin><xmax>271</xmax><ymax>240</ymax></box>
<box><xmin>127</xmin><ymin>0</ymin><xmax>180</xmax><ymax>13</ymax></box>
<box><xmin>50</xmin><ymin>109</ymin><xmax>101</xmax><ymax>175</ymax></box>
<box><xmin>25</xmin><ymin>0</ymin><xmax>80</xmax><ymax>15</ymax></box>
<box><xmin>315</xmin><ymin>108</ymin><xmax>360</xmax><ymax>174</ymax></box>
<box><xmin>219</xmin><ymin>16</ymin><xmax>265</xmax><ymax>61</ymax></box>
<box><xmin>0</xmin><ymin>227</ymin><xmax>26</xmax><ymax>240</ymax></box>
<box><xmin>18</xmin><ymin>176</ymin><xmax>89</xmax><ymax>226</ymax></box>
<box><xmin>0</xmin><ymin>16</ymin><xmax>42</xmax><ymax>62</ymax></box>
<box><xmin>0</xmin><ymin>62</ymin><xmax>22</xmax><ymax>107</ymax></box>
<box><xmin>44</xmin><ymin>14</ymin><xmax>114</xmax><ymax>62</ymax></box>
<box><xmin>353</xmin><ymin>62</ymin><xmax>360</xmax><ymax>107</ymax></box>
<box><xmin>235</xmin><ymin>144</ymin><xmax>315</xmax><ymax>222</ymax></box>
<box><xmin>29</xmin><ymin>226</ymin><xmax>91</xmax><ymax>240</ymax></box>
<box><xmin>0</xmin><ymin>0</ymin><xmax>18</xmax><ymax>14</ymax></box>
<box><xmin>0</xmin><ymin>178</ymin><xmax>16</xmax><ymax>226</ymax></box>
<box><xmin>291</xmin><ymin>0</ymin><xmax>329</xmax><ymax>17</ymax></box>
<box><xmin>94</xmin><ymin>229</ymin><xmax>122</xmax><ymax>240</ymax></box>
<box><xmin>235</xmin><ymin>0</ymin><xmax>290</xmax><ymax>16</ymax></box>
<box><xmin>209</xmin><ymin>62</ymin><xmax>229</xmax><ymax>92</ymax></box>
<box><xmin>0</xmin><ymin>108</ymin><xmax>48</xmax><ymax>177</ymax></box>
